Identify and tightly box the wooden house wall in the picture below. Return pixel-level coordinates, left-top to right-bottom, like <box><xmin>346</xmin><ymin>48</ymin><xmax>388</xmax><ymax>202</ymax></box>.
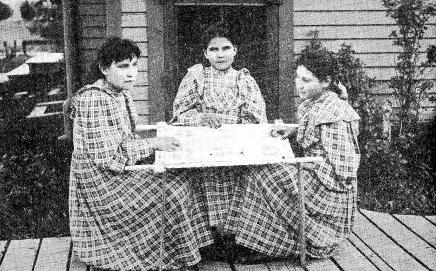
<box><xmin>75</xmin><ymin>0</ymin><xmax>436</xmax><ymax>124</ymax></box>
<box><xmin>77</xmin><ymin>0</ymin><xmax>106</xmax><ymax>82</ymax></box>
<box><xmin>294</xmin><ymin>0</ymin><xmax>436</xmax><ymax>122</ymax></box>
<box><xmin>121</xmin><ymin>0</ymin><xmax>149</xmax><ymax>125</ymax></box>
<box><xmin>76</xmin><ymin>0</ymin><xmax>149</xmax><ymax>125</ymax></box>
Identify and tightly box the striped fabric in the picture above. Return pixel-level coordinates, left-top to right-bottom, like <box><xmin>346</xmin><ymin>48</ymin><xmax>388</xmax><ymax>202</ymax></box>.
<box><xmin>234</xmin><ymin>91</ymin><xmax>361</xmax><ymax>258</ymax></box>
<box><xmin>69</xmin><ymin>80</ymin><xmax>202</xmax><ymax>270</ymax></box>
<box><xmin>171</xmin><ymin>65</ymin><xmax>267</xmax><ymax>236</ymax></box>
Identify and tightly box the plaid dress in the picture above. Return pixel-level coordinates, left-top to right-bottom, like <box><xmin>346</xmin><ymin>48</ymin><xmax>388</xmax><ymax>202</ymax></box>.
<box><xmin>69</xmin><ymin>80</ymin><xmax>201</xmax><ymax>271</ymax></box>
<box><xmin>172</xmin><ymin>64</ymin><xmax>267</xmax><ymax>242</ymax></box>
<box><xmin>234</xmin><ymin>91</ymin><xmax>361</xmax><ymax>258</ymax></box>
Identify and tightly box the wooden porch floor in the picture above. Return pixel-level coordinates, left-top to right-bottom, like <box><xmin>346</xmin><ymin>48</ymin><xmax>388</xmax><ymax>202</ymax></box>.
<box><xmin>1</xmin><ymin>209</ymin><xmax>435</xmax><ymax>271</ymax></box>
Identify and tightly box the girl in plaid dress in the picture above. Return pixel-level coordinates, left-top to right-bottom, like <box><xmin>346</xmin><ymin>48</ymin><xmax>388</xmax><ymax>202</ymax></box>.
<box><xmin>69</xmin><ymin>37</ymin><xmax>201</xmax><ymax>271</ymax></box>
<box><xmin>171</xmin><ymin>24</ymin><xmax>267</xmax><ymax>258</ymax></box>
<box><xmin>233</xmin><ymin>49</ymin><xmax>360</xmax><ymax>262</ymax></box>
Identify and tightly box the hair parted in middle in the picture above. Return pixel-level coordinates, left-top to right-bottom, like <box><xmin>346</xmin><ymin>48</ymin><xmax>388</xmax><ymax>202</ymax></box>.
<box><xmin>201</xmin><ymin>23</ymin><xmax>236</xmax><ymax>50</ymax></box>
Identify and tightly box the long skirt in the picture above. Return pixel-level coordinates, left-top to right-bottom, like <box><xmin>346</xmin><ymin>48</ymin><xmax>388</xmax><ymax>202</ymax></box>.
<box><xmin>234</xmin><ymin>163</ymin><xmax>356</xmax><ymax>258</ymax></box>
<box><xmin>69</xmin><ymin>156</ymin><xmax>203</xmax><ymax>271</ymax></box>
<box><xmin>186</xmin><ymin>167</ymin><xmax>246</xmax><ymax>241</ymax></box>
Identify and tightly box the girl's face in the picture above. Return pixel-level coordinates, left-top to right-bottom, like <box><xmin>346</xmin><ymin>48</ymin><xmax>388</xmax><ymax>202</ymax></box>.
<box><xmin>295</xmin><ymin>65</ymin><xmax>329</xmax><ymax>101</ymax></box>
<box><xmin>204</xmin><ymin>37</ymin><xmax>237</xmax><ymax>71</ymax></box>
<box><xmin>100</xmin><ymin>56</ymin><xmax>138</xmax><ymax>91</ymax></box>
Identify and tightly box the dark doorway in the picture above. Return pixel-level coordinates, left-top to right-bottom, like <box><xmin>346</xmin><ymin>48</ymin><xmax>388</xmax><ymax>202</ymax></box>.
<box><xmin>170</xmin><ymin>6</ymin><xmax>279</xmax><ymax>121</ymax></box>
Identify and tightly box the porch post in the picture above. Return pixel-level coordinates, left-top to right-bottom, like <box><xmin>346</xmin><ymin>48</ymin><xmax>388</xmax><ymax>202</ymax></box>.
<box><xmin>278</xmin><ymin>0</ymin><xmax>295</xmax><ymax>123</ymax></box>
<box><xmin>60</xmin><ymin>0</ymin><xmax>79</xmax><ymax>140</ymax></box>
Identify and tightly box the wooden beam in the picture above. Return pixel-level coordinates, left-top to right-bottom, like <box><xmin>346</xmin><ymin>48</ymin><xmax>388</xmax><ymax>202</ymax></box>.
<box><xmin>146</xmin><ymin>0</ymin><xmax>166</xmax><ymax>123</ymax></box>
<box><xmin>174</xmin><ymin>0</ymin><xmax>282</xmax><ymax>6</ymax></box>
<box><xmin>278</xmin><ymin>0</ymin><xmax>295</xmax><ymax>122</ymax></box>
<box><xmin>60</xmin><ymin>0</ymin><xmax>80</xmax><ymax>140</ymax></box>
<box><xmin>106</xmin><ymin>0</ymin><xmax>122</xmax><ymax>37</ymax></box>
<box><xmin>265</xmin><ymin>4</ymin><xmax>280</xmax><ymax>120</ymax></box>
<box><xmin>162</xmin><ymin>1</ymin><xmax>178</xmax><ymax>122</ymax></box>
<box><xmin>62</xmin><ymin>0</ymin><xmax>80</xmax><ymax>92</ymax></box>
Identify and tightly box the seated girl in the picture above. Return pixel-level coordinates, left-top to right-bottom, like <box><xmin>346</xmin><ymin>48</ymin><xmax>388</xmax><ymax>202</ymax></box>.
<box><xmin>233</xmin><ymin>48</ymin><xmax>360</xmax><ymax>263</ymax></box>
<box><xmin>171</xmin><ymin>24</ymin><xmax>267</xmax><ymax>260</ymax></box>
<box><xmin>69</xmin><ymin>37</ymin><xmax>200</xmax><ymax>271</ymax></box>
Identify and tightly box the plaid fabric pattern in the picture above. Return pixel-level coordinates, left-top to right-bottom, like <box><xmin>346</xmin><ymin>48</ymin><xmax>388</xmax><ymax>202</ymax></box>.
<box><xmin>234</xmin><ymin>91</ymin><xmax>360</xmax><ymax>258</ymax></box>
<box><xmin>172</xmin><ymin>65</ymin><xmax>267</xmax><ymax>126</ymax></box>
<box><xmin>171</xmin><ymin>65</ymin><xmax>267</xmax><ymax>237</ymax></box>
<box><xmin>69</xmin><ymin>80</ymin><xmax>202</xmax><ymax>270</ymax></box>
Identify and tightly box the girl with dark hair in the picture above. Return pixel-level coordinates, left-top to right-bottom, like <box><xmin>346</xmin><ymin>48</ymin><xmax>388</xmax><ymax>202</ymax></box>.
<box><xmin>171</xmin><ymin>24</ymin><xmax>267</xmax><ymax>260</ymax></box>
<box><xmin>231</xmin><ymin>48</ymin><xmax>360</xmax><ymax>262</ymax></box>
<box><xmin>172</xmin><ymin>23</ymin><xmax>266</xmax><ymax>127</ymax></box>
<box><xmin>69</xmin><ymin>37</ymin><xmax>201</xmax><ymax>270</ymax></box>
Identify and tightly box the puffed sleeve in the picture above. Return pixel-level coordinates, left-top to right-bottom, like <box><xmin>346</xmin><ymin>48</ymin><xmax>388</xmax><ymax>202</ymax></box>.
<box><xmin>308</xmin><ymin>121</ymin><xmax>360</xmax><ymax>191</ymax></box>
<box><xmin>172</xmin><ymin>64</ymin><xmax>204</xmax><ymax>126</ymax></box>
<box><xmin>320</xmin><ymin>120</ymin><xmax>360</xmax><ymax>181</ymax></box>
<box><xmin>74</xmin><ymin>90</ymin><xmax>152</xmax><ymax>173</ymax></box>
<box><xmin>237</xmin><ymin>69</ymin><xmax>267</xmax><ymax>124</ymax></box>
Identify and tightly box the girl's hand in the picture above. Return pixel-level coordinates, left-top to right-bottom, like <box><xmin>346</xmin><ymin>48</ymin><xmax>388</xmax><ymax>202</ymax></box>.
<box><xmin>147</xmin><ymin>137</ymin><xmax>181</xmax><ymax>151</ymax></box>
<box><xmin>270</xmin><ymin>126</ymin><xmax>297</xmax><ymax>139</ymax></box>
<box><xmin>199</xmin><ymin>113</ymin><xmax>222</xmax><ymax>128</ymax></box>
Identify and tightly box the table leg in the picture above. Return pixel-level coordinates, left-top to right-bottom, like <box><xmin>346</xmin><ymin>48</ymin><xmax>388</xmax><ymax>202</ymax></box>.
<box><xmin>159</xmin><ymin>174</ymin><xmax>167</xmax><ymax>271</ymax></box>
<box><xmin>297</xmin><ymin>163</ymin><xmax>306</xmax><ymax>267</ymax></box>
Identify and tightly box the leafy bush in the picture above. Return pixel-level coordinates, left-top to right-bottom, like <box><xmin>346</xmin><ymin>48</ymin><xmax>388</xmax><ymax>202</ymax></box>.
<box><xmin>20</xmin><ymin>1</ymin><xmax>36</xmax><ymax>21</ymax></box>
<box><xmin>0</xmin><ymin>137</ymin><xmax>71</xmax><ymax>239</ymax></box>
<box><xmin>359</xmin><ymin>123</ymin><xmax>435</xmax><ymax>214</ymax></box>
<box><xmin>26</xmin><ymin>0</ymin><xmax>63</xmax><ymax>50</ymax></box>
<box><xmin>0</xmin><ymin>1</ymin><xmax>12</xmax><ymax>21</ymax></box>
<box><xmin>382</xmin><ymin>0</ymin><xmax>436</xmax><ymax>135</ymax></box>
<box><xmin>0</xmin><ymin>72</ymin><xmax>70</xmax><ymax>239</ymax></box>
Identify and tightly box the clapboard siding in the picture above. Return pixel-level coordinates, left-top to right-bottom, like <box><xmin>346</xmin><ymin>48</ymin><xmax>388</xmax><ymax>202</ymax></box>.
<box><xmin>294</xmin><ymin>0</ymin><xmax>386</xmax><ymax>11</ymax></box>
<box><xmin>295</xmin><ymin>11</ymin><xmax>436</xmax><ymax>26</ymax></box>
<box><xmin>78</xmin><ymin>15</ymin><xmax>107</xmax><ymax>27</ymax></box>
<box><xmin>78</xmin><ymin>4</ymin><xmax>106</xmax><ymax>15</ymax></box>
<box><xmin>294</xmin><ymin>39</ymin><xmax>435</xmax><ymax>54</ymax></box>
<box><xmin>294</xmin><ymin>0</ymin><xmax>436</xmax><ymax>122</ymax></box>
<box><xmin>131</xmin><ymin>86</ymin><xmax>149</xmax><ymax>100</ymax></box>
<box><xmin>122</xmin><ymin>0</ymin><xmax>149</xmax><ymax>122</ymax></box>
<box><xmin>364</xmin><ymin>67</ymin><xmax>436</xmax><ymax>81</ymax></box>
<box><xmin>122</xmin><ymin>14</ymin><xmax>148</xmax><ymax>27</ymax></box>
<box><xmin>122</xmin><ymin>28</ymin><xmax>148</xmax><ymax>42</ymax></box>
<box><xmin>74</xmin><ymin>0</ymin><xmax>435</xmax><ymax>123</ymax></box>
<box><xmin>79</xmin><ymin>0</ymin><xmax>105</xmax><ymax>3</ymax></box>
<box><xmin>294</xmin><ymin>25</ymin><xmax>436</xmax><ymax>40</ymax></box>
<box><xmin>123</xmin><ymin>0</ymin><xmax>148</xmax><ymax>12</ymax></box>
<box><xmin>77</xmin><ymin>1</ymin><xmax>107</xmax><ymax>87</ymax></box>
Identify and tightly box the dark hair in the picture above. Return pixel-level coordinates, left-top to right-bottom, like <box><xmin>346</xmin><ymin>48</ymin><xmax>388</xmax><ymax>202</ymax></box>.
<box><xmin>296</xmin><ymin>48</ymin><xmax>342</xmax><ymax>94</ymax></box>
<box><xmin>201</xmin><ymin>23</ymin><xmax>236</xmax><ymax>50</ymax></box>
<box><xmin>85</xmin><ymin>36</ymin><xmax>141</xmax><ymax>84</ymax></box>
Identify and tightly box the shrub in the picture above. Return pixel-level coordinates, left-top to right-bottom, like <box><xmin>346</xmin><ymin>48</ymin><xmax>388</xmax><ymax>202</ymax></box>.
<box><xmin>299</xmin><ymin>36</ymin><xmax>435</xmax><ymax>214</ymax></box>
<box><xmin>382</xmin><ymin>0</ymin><xmax>436</xmax><ymax>135</ymax></box>
<box><xmin>0</xmin><ymin>1</ymin><xmax>12</xmax><ymax>21</ymax></box>
<box><xmin>0</xmin><ymin>133</ymin><xmax>71</xmax><ymax>239</ymax></box>
<box><xmin>0</xmin><ymin>75</ymin><xmax>70</xmax><ymax>239</ymax></box>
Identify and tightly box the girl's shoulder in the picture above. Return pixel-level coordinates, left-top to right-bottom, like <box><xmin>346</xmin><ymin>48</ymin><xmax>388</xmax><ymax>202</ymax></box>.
<box><xmin>236</xmin><ymin>68</ymin><xmax>257</xmax><ymax>84</ymax></box>
<box><xmin>74</xmin><ymin>80</ymin><xmax>113</xmax><ymax>103</ymax></box>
